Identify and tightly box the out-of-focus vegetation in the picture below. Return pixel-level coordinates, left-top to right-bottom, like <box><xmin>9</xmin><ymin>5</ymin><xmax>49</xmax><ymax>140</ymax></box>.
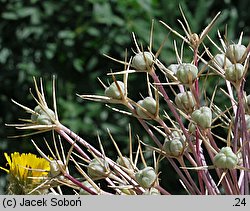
<box><xmin>0</xmin><ymin>0</ymin><xmax>249</xmax><ymax>194</ymax></box>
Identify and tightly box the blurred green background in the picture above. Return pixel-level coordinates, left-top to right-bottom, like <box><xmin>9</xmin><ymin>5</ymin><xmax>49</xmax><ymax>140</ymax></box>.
<box><xmin>0</xmin><ymin>0</ymin><xmax>249</xmax><ymax>194</ymax></box>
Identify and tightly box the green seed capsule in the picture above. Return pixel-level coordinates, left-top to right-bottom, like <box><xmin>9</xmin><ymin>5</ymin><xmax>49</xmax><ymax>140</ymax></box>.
<box><xmin>105</xmin><ymin>81</ymin><xmax>125</xmax><ymax>99</ymax></box>
<box><xmin>132</xmin><ymin>51</ymin><xmax>153</xmax><ymax>71</ymax></box>
<box><xmin>225</xmin><ymin>63</ymin><xmax>244</xmax><ymax>83</ymax></box>
<box><xmin>79</xmin><ymin>181</ymin><xmax>96</xmax><ymax>195</ymax></box>
<box><xmin>135</xmin><ymin>167</ymin><xmax>157</xmax><ymax>189</ymax></box>
<box><xmin>49</xmin><ymin>160</ymin><xmax>65</xmax><ymax>177</ymax></box>
<box><xmin>244</xmin><ymin>95</ymin><xmax>250</xmax><ymax>114</ymax></box>
<box><xmin>176</xmin><ymin>63</ymin><xmax>198</xmax><ymax>85</ymax></box>
<box><xmin>87</xmin><ymin>158</ymin><xmax>109</xmax><ymax>180</ymax></box>
<box><xmin>31</xmin><ymin>105</ymin><xmax>55</xmax><ymax>125</ymax></box>
<box><xmin>213</xmin><ymin>54</ymin><xmax>232</xmax><ymax>68</ymax></box>
<box><xmin>226</xmin><ymin>44</ymin><xmax>246</xmax><ymax>63</ymax></box>
<box><xmin>168</xmin><ymin>64</ymin><xmax>179</xmax><ymax>74</ymax></box>
<box><xmin>213</xmin><ymin>147</ymin><xmax>238</xmax><ymax>169</ymax></box>
<box><xmin>163</xmin><ymin>136</ymin><xmax>185</xmax><ymax>157</ymax></box>
<box><xmin>191</xmin><ymin>106</ymin><xmax>212</xmax><ymax>129</ymax></box>
<box><xmin>143</xmin><ymin>187</ymin><xmax>161</xmax><ymax>195</ymax></box>
<box><xmin>136</xmin><ymin>97</ymin><xmax>157</xmax><ymax>119</ymax></box>
<box><xmin>175</xmin><ymin>91</ymin><xmax>196</xmax><ymax>114</ymax></box>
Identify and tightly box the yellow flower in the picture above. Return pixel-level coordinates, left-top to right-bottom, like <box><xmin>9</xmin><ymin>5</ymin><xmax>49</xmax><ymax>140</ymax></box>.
<box><xmin>1</xmin><ymin>152</ymin><xmax>50</xmax><ymax>194</ymax></box>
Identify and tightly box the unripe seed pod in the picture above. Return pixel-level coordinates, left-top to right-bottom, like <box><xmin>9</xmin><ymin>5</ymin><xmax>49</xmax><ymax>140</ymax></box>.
<box><xmin>246</xmin><ymin>115</ymin><xmax>250</xmax><ymax>130</ymax></box>
<box><xmin>143</xmin><ymin>187</ymin><xmax>161</xmax><ymax>195</ymax></box>
<box><xmin>87</xmin><ymin>158</ymin><xmax>109</xmax><ymax>180</ymax></box>
<box><xmin>225</xmin><ymin>63</ymin><xmax>244</xmax><ymax>83</ymax></box>
<box><xmin>175</xmin><ymin>63</ymin><xmax>198</xmax><ymax>85</ymax></box>
<box><xmin>188</xmin><ymin>122</ymin><xmax>196</xmax><ymax>135</ymax></box>
<box><xmin>226</xmin><ymin>44</ymin><xmax>246</xmax><ymax>63</ymax></box>
<box><xmin>136</xmin><ymin>97</ymin><xmax>157</xmax><ymax>119</ymax></box>
<box><xmin>49</xmin><ymin>160</ymin><xmax>65</xmax><ymax>177</ymax></box>
<box><xmin>213</xmin><ymin>147</ymin><xmax>238</xmax><ymax>169</ymax></box>
<box><xmin>244</xmin><ymin>95</ymin><xmax>250</xmax><ymax>114</ymax></box>
<box><xmin>31</xmin><ymin>105</ymin><xmax>55</xmax><ymax>125</ymax></box>
<box><xmin>213</xmin><ymin>54</ymin><xmax>232</xmax><ymax>68</ymax></box>
<box><xmin>135</xmin><ymin>167</ymin><xmax>157</xmax><ymax>188</ymax></box>
<box><xmin>132</xmin><ymin>51</ymin><xmax>153</xmax><ymax>71</ymax></box>
<box><xmin>79</xmin><ymin>181</ymin><xmax>96</xmax><ymax>195</ymax></box>
<box><xmin>191</xmin><ymin>106</ymin><xmax>212</xmax><ymax>129</ymax></box>
<box><xmin>175</xmin><ymin>91</ymin><xmax>196</xmax><ymax>114</ymax></box>
<box><xmin>231</xmin><ymin>114</ymin><xmax>250</xmax><ymax>131</ymax></box>
<box><xmin>116</xmin><ymin>156</ymin><xmax>133</xmax><ymax>169</ymax></box>
<box><xmin>168</xmin><ymin>64</ymin><xmax>179</xmax><ymax>74</ymax></box>
<box><xmin>105</xmin><ymin>81</ymin><xmax>125</xmax><ymax>100</ymax></box>
<box><xmin>163</xmin><ymin>136</ymin><xmax>185</xmax><ymax>157</ymax></box>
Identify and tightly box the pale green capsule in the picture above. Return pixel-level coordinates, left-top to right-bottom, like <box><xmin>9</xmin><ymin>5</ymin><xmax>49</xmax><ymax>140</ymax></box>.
<box><xmin>191</xmin><ymin>106</ymin><xmax>212</xmax><ymax>129</ymax></box>
<box><xmin>176</xmin><ymin>63</ymin><xmax>198</xmax><ymax>85</ymax></box>
<box><xmin>135</xmin><ymin>167</ymin><xmax>157</xmax><ymax>189</ymax></box>
<box><xmin>132</xmin><ymin>52</ymin><xmax>153</xmax><ymax>71</ymax></box>
<box><xmin>136</xmin><ymin>97</ymin><xmax>157</xmax><ymax>119</ymax></box>
<box><xmin>105</xmin><ymin>81</ymin><xmax>125</xmax><ymax>99</ymax></box>
<box><xmin>225</xmin><ymin>63</ymin><xmax>244</xmax><ymax>83</ymax></box>
<box><xmin>213</xmin><ymin>147</ymin><xmax>238</xmax><ymax>169</ymax></box>
<box><xmin>226</xmin><ymin>44</ymin><xmax>246</xmax><ymax>63</ymax></box>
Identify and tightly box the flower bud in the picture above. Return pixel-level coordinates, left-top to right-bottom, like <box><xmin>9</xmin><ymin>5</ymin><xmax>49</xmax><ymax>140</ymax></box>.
<box><xmin>213</xmin><ymin>54</ymin><xmax>232</xmax><ymax>68</ymax></box>
<box><xmin>31</xmin><ymin>105</ymin><xmax>55</xmax><ymax>125</ymax></box>
<box><xmin>213</xmin><ymin>147</ymin><xmax>238</xmax><ymax>169</ymax></box>
<box><xmin>132</xmin><ymin>51</ymin><xmax>153</xmax><ymax>71</ymax></box>
<box><xmin>135</xmin><ymin>167</ymin><xmax>157</xmax><ymax>188</ymax></box>
<box><xmin>191</xmin><ymin>106</ymin><xmax>212</xmax><ymax>129</ymax></box>
<box><xmin>175</xmin><ymin>91</ymin><xmax>196</xmax><ymax>114</ymax></box>
<box><xmin>163</xmin><ymin>136</ymin><xmax>186</xmax><ymax>157</ymax></box>
<box><xmin>225</xmin><ymin>63</ymin><xmax>244</xmax><ymax>83</ymax></box>
<box><xmin>87</xmin><ymin>158</ymin><xmax>110</xmax><ymax>180</ymax></box>
<box><xmin>175</xmin><ymin>63</ymin><xmax>198</xmax><ymax>85</ymax></box>
<box><xmin>226</xmin><ymin>44</ymin><xmax>246</xmax><ymax>63</ymax></box>
<box><xmin>105</xmin><ymin>81</ymin><xmax>125</xmax><ymax>100</ymax></box>
<box><xmin>136</xmin><ymin>97</ymin><xmax>157</xmax><ymax>119</ymax></box>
